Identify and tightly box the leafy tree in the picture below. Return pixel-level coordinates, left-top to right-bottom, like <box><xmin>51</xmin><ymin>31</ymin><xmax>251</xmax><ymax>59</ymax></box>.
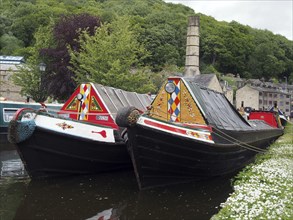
<box><xmin>12</xmin><ymin>60</ymin><xmax>48</xmax><ymax>102</ymax></box>
<box><xmin>201</xmin><ymin>64</ymin><xmax>219</xmax><ymax>74</ymax></box>
<box><xmin>11</xmin><ymin>25</ymin><xmax>53</xmax><ymax>102</ymax></box>
<box><xmin>40</xmin><ymin>13</ymin><xmax>101</xmax><ymax>101</ymax></box>
<box><xmin>0</xmin><ymin>14</ymin><xmax>13</xmax><ymax>37</ymax></box>
<box><xmin>70</xmin><ymin>17</ymin><xmax>155</xmax><ymax>93</ymax></box>
<box><xmin>10</xmin><ymin>2</ymin><xmax>50</xmax><ymax>47</ymax></box>
<box><xmin>0</xmin><ymin>34</ymin><xmax>24</xmax><ymax>55</ymax></box>
<box><xmin>247</xmin><ymin>42</ymin><xmax>287</xmax><ymax>80</ymax></box>
<box><xmin>137</xmin><ymin>8</ymin><xmax>191</xmax><ymax>71</ymax></box>
<box><xmin>200</xmin><ymin>17</ymin><xmax>254</xmax><ymax>76</ymax></box>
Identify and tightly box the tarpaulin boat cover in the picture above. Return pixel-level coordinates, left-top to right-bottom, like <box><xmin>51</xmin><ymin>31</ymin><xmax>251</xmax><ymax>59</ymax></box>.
<box><xmin>184</xmin><ymin>78</ymin><xmax>255</xmax><ymax>131</ymax></box>
<box><xmin>94</xmin><ymin>83</ymin><xmax>151</xmax><ymax>118</ymax></box>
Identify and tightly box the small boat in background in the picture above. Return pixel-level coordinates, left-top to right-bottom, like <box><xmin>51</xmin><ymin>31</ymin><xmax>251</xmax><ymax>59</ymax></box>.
<box><xmin>7</xmin><ymin>83</ymin><xmax>152</xmax><ymax>178</ymax></box>
<box><xmin>116</xmin><ymin>76</ymin><xmax>284</xmax><ymax>190</ymax></box>
<box><xmin>248</xmin><ymin>110</ymin><xmax>283</xmax><ymax>128</ymax></box>
<box><xmin>0</xmin><ymin>100</ymin><xmax>62</xmax><ymax>146</ymax></box>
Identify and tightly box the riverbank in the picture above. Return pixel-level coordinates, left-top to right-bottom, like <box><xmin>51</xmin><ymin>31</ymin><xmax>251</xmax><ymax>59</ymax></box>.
<box><xmin>212</xmin><ymin>122</ymin><xmax>293</xmax><ymax>220</ymax></box>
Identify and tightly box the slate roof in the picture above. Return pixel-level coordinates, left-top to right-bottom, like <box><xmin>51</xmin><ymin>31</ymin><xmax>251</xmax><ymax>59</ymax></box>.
<box><xmin>0</xmin><ymin>56</ymin><xmax>24</xmax><ymax>64</ymax></box>
<box><xmin>185</xmin><ymin>74</ymin><xmax>215</xmax><ymax>87</ymax></box>
<box><xmin>248</xmin><ymin>85</ymin><xmax>290</xmax><ymax>95</ymax></box>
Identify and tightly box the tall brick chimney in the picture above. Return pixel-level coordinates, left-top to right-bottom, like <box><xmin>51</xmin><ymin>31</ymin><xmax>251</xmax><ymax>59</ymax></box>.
<box><xmin>184</xmin><ymin>16</ymin><xmax>200</xmax><ymax>77</ymax></box>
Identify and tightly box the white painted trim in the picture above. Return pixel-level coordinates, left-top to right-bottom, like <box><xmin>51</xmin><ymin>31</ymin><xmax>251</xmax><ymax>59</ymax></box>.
<box><xmin>35</xmin><ymin>114</ymin><xmax>115</xmax><ymax>143</ymax></box>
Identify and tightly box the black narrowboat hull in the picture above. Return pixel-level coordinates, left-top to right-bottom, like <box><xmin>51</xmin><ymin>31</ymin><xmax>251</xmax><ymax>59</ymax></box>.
<box><xmin>14</xmin><ymin>126</ymin><xmax>132</xmax><ymax>178</ymax></box>
<box><xmin>127</xmin><ymin>122</ymin><xmax>283</xmax><ymax>190</ymax></box>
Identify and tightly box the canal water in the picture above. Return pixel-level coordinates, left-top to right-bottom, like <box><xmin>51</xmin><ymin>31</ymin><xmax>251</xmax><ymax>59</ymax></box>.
<box><xmin>0</xmin><ymin>141</ymin><xmax>234</xmax><ymax>220</ymax></box>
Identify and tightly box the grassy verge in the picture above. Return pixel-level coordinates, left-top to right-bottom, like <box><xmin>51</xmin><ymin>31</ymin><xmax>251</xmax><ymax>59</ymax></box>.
<box><xmin>212</xmin><ymin>122</ymin><xmax>293</xmax><ymax>220</ymax></box>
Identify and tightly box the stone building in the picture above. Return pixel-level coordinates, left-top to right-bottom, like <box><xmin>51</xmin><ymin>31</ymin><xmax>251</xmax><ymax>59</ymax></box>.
<box><xmin>0</xmin><ymin>56</ymin><xmax>25</xmax><ymax>101</ymax></box>
<box><xmin>193</xmin><ymin>74</ymin><xmax>223</xmax><ymax>93</ymax></box>
<box><xmin>221</xmin><ymin>80</ymin><xmax>233</xmax><ymax>104</ymax></box>
<box><xmin>236</xmin><ymin>84</ymin><xmax>291</xmax><ymax>116</ymax></box>
<box><xmin>286</xmin><ymin>84</ymin><xmax>293</xmax><ymax>117</ymax></box>
<box><xmin>234</xmin><ymin>74</ymin><xmax>246</xmax><ymax>89</ymax></box>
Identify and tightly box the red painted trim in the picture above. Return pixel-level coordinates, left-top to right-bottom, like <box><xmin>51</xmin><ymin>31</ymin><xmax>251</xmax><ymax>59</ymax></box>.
<box><xmin>180</xmin><ymin>123</ymin><xmax>213</xmax><ymax>132</ymax></box>
<box><xmin>12</xmin><ymin>108</ymin><xmax>36</xmax><ymax>120</ymax></box>
<box><xmin>143</xmin><ymin>118</ymin><xmax>212</xmax><ymax>134</ymax></box>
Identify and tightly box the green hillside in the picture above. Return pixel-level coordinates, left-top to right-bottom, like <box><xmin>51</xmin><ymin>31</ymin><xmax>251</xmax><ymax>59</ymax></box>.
<box><xmin>1</xmin><ymin>0</ymin><xmax>292</xmax><ymax>101</ymax></box>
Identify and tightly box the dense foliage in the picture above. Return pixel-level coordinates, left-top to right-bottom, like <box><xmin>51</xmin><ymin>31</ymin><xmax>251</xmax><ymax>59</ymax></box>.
<box><xmin>1</xmin><ymin>0</ymin><xmax>292</xmax><ymax>101</ymax></box>
<box><xmin>40</xmin><ymin>13</ymin><xmax>101</xmax><ymax>101</ymax></box>
<box><xmin>69</xmin><ymin>17</ymin><xmax>156</xmax><ymax>93</ymax></box>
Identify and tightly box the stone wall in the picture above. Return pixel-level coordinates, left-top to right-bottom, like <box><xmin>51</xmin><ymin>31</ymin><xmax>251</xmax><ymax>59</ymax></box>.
<box><xmin>236</xmin><ymin>85</ymin><xmax>259</xmax><ymax>109</ymax></box>
<box><xmin>0</xmin><ymin>63</ymin><xmax>24</xmax><ymax>101</ymax></box>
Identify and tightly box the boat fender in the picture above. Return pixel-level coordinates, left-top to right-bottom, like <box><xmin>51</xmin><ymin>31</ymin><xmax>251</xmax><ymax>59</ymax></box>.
<box><xmin>115</xmin><ymin>106</ymin><xmax>140</xmax><ymax>128</ymax></box>
<box><xmin>8</xmin><ymin>119</ymin><xmax>36</xmax><ymax>144</ymax></box>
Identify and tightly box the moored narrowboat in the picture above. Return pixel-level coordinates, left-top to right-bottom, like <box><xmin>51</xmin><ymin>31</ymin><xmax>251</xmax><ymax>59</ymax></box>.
<box><xmin>116</xmin><ymin>76</ymin><xmax>284</xmax><ymax>189</ymax></box>
<box><xmin>7</xmin><ymin>83</ymin><xmax>152</xmax><ymax>178</ymax></box>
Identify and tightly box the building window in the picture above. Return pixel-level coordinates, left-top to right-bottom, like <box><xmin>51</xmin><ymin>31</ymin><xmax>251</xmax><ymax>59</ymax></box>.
<box><xmin>286</xmin><ymin>102</ymin><xmax>289</xmax><ymax>105</ymax></box>
<box><xmin>274</xmin><ymin>94</ymin><xmax>278</xmax><ymax>98</ymax></box>
<box><xmin>286</xmin><ymin>95</ymin><xmax>290</xmax><ymax>98</ymax></box>
<box><xmin>259</xmin><ymin>100</ymin><xmax>262</xmax><ymax>104</ymax></box>
<box><xmin>269</xmin><ymin>93</ymin><xmax>272</xmax><ymax>98</ymax></box>
<box><xmin>264</xmin><ymin>100</ymin><xmax>267</xmax><ymax>105</ymax></box>
<box><xmin>259</xmin><ymin>92</ymin><xmax>262</xmax><ymax>96</ymax></box>
<box><xmin>280</xmin><ymin>101</ymin><xmax>284</xmax><ymax>106</ymax></box>
<box><xmin>269</xmin><ymin>101</ymin><xmax>272</xmax><ymax>105</ymax></box>
<box><xmin>280</xmin><ymin>94</ymin><xmax>284</xmax><ymax>98</ymax></box>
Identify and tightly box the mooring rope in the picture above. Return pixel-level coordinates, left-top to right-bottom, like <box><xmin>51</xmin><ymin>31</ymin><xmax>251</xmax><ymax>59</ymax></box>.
<box><xmin>211</xmin><ymin>126</ymin><xmax>268</xmax><ymax>153</ymax></box>
<box><xmin>148</xmin><ymin>107</ymin><xmax>289</xmax><ymax>155</ymax></box>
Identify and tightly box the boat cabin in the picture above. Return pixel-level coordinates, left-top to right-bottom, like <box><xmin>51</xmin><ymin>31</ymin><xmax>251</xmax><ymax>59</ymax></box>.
<box><xmin>59</xmin><ymin>83</ymin><xmax>152</xmax><ymax>129</ymax></box>
<box><xmin>149</xmin><ymin>76</ymin><xmax>283</xmax><ymax>131</ymax></box>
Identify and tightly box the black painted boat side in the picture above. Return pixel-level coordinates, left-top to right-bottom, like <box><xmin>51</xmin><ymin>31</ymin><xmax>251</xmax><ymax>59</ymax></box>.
<box><xmin>127</xmin><ymin>123</ymin><xmax>283</xmax><ymax>190</ymax></box>
<box><xmin>15</xmin><ymin>126</ymin><xmax>132</xmax><ymax>178</ymax></box>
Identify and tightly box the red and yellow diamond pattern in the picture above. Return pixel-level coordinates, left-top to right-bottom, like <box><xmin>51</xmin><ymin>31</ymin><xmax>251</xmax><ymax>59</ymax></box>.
<box><xmin>167</xmin><ymin>79</ymin><xmax>180</xmax><ymax>122</ymax></box>
<box><xmin>79</xmin><ymin>83</ymin><xmax>91</xmax><ymax>120</ymax></box>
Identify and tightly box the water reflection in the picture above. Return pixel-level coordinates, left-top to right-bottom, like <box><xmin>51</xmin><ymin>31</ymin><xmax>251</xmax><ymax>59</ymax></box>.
<box><xmin>0</xmin><ymin>149</ymin><xmax>26</xmax><ymax>177</ymax></box>
<box><xmin>0</xmin><ymin>148</ymin><xmax>29</xmax><ymax>220</ymax></box>
<box><xmin>1</xmin><ymin>149</ymin><xmax>234</xmax><ymax>220</ymax></box>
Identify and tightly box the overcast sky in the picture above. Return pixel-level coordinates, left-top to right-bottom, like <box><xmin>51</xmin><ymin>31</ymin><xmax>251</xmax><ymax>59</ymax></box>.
<box><xmin>164</xmin><ymin>0</ymin><xmax>293</xmax><ymax>40</ymax></box>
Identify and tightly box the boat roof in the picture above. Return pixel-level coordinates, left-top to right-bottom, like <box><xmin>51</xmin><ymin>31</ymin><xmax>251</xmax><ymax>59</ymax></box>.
<box><xmin>93</xmin><ymin>83</ymin><xmax>151</xmax><ymax>116</ymax></box>
<box><xmin>183</xmin><ymin>78</ymin><xmax>253</xmax><ymax>131</ymax></box>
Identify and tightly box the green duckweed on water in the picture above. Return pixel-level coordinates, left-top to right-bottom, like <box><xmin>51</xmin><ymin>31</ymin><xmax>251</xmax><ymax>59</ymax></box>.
<box><xmin>212</xmin><ymin>122</ymin><xmax>293</xmax><ymax>220</ymax></box>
